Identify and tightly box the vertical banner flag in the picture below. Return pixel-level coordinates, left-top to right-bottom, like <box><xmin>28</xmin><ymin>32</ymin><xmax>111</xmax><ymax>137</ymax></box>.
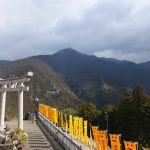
<box><xmin>66</xmin><ymin>121</ymin><xmax>68</xmax><ymax>132</ymax></box>
<box><xmin>124</xmin><ymin>141</ymin><xmax>138</xmax><ymax>150</ymax></box>
<box><xmin>43</xmin><ymin>105</ymin><xmax>45</xmax><ymax>116</ymax></box>
<box><xmin>84</xmin><ymin>121</ymin><xmax>88</xmax><ymax>145</ymax></box>
<box><xmin>73</xmin><ymin>117</ymin><xmax>79</xmax><ymax>138</ymax></box>
<box><xmin>92</xmin><ymin>126</ymin><xmax>99</xmax><ymax>150</ymax></box>
<box><xmin>53</xmin><ymin>108</ymin><xmax>57</xmax><ymax>123</ymax></box>
<box><xmin>64</xmin><ymin>113</ymin><xmax>67</xmax><ymax>131</ymax></box>
<box><xmin>73</xmin><ymin>117</ymin><xmax>76</xmax><ymax>137</ymax></box>
<box><xmin>48</xmin><ymin>107</ymin><xmax>51</xmax><ymax>121</ymax></box>
<box><xmin>110</xmin><ymin>134</ymin><xmax>121</xmax><ymax>150</ymax></box>
<box><xmin>79</xmin><ymin>118</ymin><xmax>83</xmax><ymax>141</ymax></box>
<box><xmin>69</xmin><ymin>115</ymin><xmax>73</xmax><ymax>136</ymax></box>
<box><xmin>45</xmin><ymin>106</ymin><xmax>49</xmax><ymax>118</ymax></box>
<box><xmin>97</xmin><ymin>130</ymin><xmax>108</xmax><ymax>150</ymax></box>
<box><xmin>90</xmin><ymin>125</ymin><xmax>93</xmax><ymax>150</ymax></box>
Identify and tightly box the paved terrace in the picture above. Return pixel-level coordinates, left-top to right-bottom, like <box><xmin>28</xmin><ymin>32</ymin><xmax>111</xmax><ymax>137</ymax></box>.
<box><xmin>5</xmin><ymin>120</ymin><xmax>59</xmax><ymax>150</ymax></box>
<box><xmin>5</xmin><ymin>118</ymin><xmax>92</xmax><ymax>150</ymax></box>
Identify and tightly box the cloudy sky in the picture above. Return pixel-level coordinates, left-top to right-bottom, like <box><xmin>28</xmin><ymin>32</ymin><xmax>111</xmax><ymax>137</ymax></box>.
<box><xmin>0</xmin><ymin>0</ymin><xmax>150</xmax><ymax>63</ymax></box>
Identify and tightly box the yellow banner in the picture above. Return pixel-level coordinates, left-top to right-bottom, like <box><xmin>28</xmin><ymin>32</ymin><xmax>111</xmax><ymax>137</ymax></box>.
<box><xmin>79</xmin><ymin>118</ymin><xmax>83</xmax><ymax>141</ymax></box>
<box><xmin>84</xmin><ymin>121</ymin><xmax>88</xmax><ymax>145</ymax></box>
<box><xmin>73</xmin><ymin>117</ymin><xmax>79</xmax><ymax>138</ymax></box>
<box><xmin>54</xmin><ymin>109</ymin><xmax>58</xmax><ymax>123</ymax></box>
<box><xmin>66</xmin><ymin>121</ymin><xmax>68</xmax><ymax>132</ymax></box>
<box><xmin>45</xmin><ymin>105</ymin><xmax>49</xmax><ymax>118</ymax></box>
<box><xmin>69</xmin><ymin>115</ymin><xmax>73</xmax><ymax>136</ymax></box>
<box><xmin>38</xmin><ymin>103</ymin><xmax>139</xmax><ymax>150</ymax></box>
<box><xmin>124</xmin><ymin>141</ymin><xmax>138</xmax><ymax>150</ymax></box>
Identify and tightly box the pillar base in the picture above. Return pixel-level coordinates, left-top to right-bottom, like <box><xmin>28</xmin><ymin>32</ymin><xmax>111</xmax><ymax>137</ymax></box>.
<box><xmin>0</xmin><ymin>125</ymin><xmax>5</xmax><ymax>131</ymax></box>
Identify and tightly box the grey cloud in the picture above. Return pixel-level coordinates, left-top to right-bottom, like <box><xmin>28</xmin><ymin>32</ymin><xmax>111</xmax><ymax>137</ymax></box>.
<box><xmin>0</xmin><ymin>0</ymin><xmax>150</xmax><ymax>62</ymax></box>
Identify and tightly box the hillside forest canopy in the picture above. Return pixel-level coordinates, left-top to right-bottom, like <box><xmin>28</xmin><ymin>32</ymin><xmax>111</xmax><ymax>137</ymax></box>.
<box><xmin>63</xmin><ymin>86</ymin><xmax>150</xmax><ymax>147</ymax></box>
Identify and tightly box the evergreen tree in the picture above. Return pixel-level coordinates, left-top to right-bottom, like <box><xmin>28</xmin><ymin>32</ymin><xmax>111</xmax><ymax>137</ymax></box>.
<box><xmin>115</xmin><ymin>86</ymin><xmax>150</xmax><ymax>147</ymax></box>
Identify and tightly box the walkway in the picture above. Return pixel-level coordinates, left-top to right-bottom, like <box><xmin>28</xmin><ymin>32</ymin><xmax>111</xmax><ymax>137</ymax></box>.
<box><xmin>5</xmin><ymin>120</ymin><xmax>54</xmax><ymax>150</ymax></box>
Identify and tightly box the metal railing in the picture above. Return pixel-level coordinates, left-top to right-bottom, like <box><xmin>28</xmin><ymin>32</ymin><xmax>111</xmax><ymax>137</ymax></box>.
<box><xmin>38</xmin><ymin>112</ymin><xmax>83</xmax><ymax>150</ymax></box>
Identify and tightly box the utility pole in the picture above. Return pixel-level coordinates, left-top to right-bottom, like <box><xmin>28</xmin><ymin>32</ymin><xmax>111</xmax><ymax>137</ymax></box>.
<box><xmin>105</xmin><ymin>111</ymin><xmax>108</xmax><ymax>132</ymax></box>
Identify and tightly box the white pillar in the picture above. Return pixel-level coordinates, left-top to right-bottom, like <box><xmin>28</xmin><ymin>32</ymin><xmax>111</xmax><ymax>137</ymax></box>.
<box><xmin>18</xmin><ymin>90</ymin><xmax>23</xmax><ymax>129</ymax></box>
<box><xmin>0</xmin><ymin>89</ymin><xmax>6</xmax><ymax>131</ymax></box>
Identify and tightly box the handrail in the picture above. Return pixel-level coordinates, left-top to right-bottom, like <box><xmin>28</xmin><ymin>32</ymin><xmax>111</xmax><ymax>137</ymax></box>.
<box><xmin>37</xmin><ymin>112</ymin><xmax>84</xmax><ymax>150</ymax></box>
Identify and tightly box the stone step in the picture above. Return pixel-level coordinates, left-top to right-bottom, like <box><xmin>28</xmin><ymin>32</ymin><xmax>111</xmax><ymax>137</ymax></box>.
<box><xmin>29</xmin><ymin>137</ymin><xmax>45</xmax><ymax>139</ymax></box>
<box><xmin>30</xmin><ymin>145</ymin><xmax>51</xmax><ymax>148</ymax></box>
<box><xmin>29</xmin><ymin>142</ymin><xmax>48</xmax><ymax>145</ymax></box>
<box><xmin>32</xmin><ymin>149</ymin><xmax>52</xmax><ymax>150</ymax></box>
<box><xmin>29</xmin><ymin>140</ymin><xmax>45</xmax><ymax>142</ymax></box>
<box><xmin>5</xmin><ymin>120</ymin><xmax>57</xmax><ymax>150</ymax></box>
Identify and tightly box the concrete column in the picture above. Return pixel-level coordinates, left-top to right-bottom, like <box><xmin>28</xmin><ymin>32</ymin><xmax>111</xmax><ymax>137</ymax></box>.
<box><xmin>0</xmin><ymin>89</ymin><xmax>6</xmax><ymax>131</ymax></box>
<box><xmin>18</xmin><ymin>90</ymin><xmax>23</xmax><ymax>129</ymax></box>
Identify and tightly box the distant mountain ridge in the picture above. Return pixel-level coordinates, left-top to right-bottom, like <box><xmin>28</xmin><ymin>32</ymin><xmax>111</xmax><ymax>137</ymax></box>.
<box><xmin>34</xmin><ymin>48</ymin><xmax>150</xmax><ymax>107</ymax></box>
<box><xmin>99</xmin><ymin>57</ymin><xmax>134</xmax><ymax>64</ymax></box>
<box><xmin>1</xmin><ymin>48</ymin><xmax>150</xmax><ymax>108</ymax></box>
<box><xmin>0</xmin><ymin>60</ymin><xmax>10</xmax><ymax>64</ymax></box>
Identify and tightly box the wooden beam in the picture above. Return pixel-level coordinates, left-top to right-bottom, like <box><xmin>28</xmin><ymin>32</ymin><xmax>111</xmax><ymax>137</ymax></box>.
<box><xmin>0</xmin><ymin>86</ymin><xmax>29</xmax><ymax>92</ymax></box>
<box><xmin>0</xmin><ymin>71</ymin><xmax>33</xmax><ymax>85</ymax></box>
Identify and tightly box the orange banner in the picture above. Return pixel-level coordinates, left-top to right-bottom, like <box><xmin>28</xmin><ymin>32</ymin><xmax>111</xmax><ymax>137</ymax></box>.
<box><xmin>110</xmin><ymin>134</ymin><xmax>121</xmax><ymax>150</ymax></box>
<box><xmin>124</xmin><ymin>141</ymin><xmax>138</xmax><ymax>150</ymax></box>
<box><xmin>92</xmin><ymin>126</ymin><xmax>99</xmax><ymax>150</ymax></box>
<box><xmin>97</xmin><ymin>130</ymin><xmax>108</xmax><ymax>150</ymax></box>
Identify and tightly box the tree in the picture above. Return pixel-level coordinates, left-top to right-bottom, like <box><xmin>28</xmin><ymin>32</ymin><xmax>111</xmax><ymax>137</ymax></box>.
<box><xmin>115</xmin><ymin>86</ymin><xmax>150</xmax><ymax>147</ymax></box>
<box><xmin>98</xmin><ymin>86</ymin><xmax>150</xmax><ymax>147</ymax></box>
<box><xmin>78</xmin><ymin>103</ymin><xmax>101</xmax><ymax>125</ymax></box>
<box><xmin>62</xmin><ymin>108</ymin><xmax>77</xmax><ymax>116</ymax></box>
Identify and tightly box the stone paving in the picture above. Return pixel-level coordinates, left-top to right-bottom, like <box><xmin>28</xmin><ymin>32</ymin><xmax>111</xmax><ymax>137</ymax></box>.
<box><xmin>5</xmin><ymin>120</ymin><xmax>54</xmax><ymax>150</ymax></box>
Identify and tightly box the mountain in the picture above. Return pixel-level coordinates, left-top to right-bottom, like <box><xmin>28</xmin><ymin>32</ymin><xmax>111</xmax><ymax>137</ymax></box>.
<box><xmin>0</xmin><ymin>60</ymin><xmax>10</xmax><ymax>64</ymax></box>
<box><xmin>140</xmin><ymin>61</ymin><xmax>150</xmax><ymax>69</ymax></box>
<box><xmin>99</xmin><ymin>57</ymin><xmax>132</xmax><ymax>64</ymax></box>
<box><xmin>1</xmin><ymin>48</ymin><xmax>150</xmax><ymax>111</ymax></box>
<box><xmin>35</xmin><ymin>48</ymin><xmax>150</xmax><ymax>107</ymax></box>
<box><xmin>0</xmin><ymin>58</ymin><xmax>80</xmax><ymax>119</ymax></box>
